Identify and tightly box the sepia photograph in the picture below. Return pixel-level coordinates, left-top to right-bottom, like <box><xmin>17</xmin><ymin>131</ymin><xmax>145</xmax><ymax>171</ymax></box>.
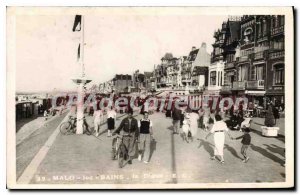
<box><xmin>6</xmin><ymin>6</ymin><xmax>294</xmax><ymax>189</ymax></box>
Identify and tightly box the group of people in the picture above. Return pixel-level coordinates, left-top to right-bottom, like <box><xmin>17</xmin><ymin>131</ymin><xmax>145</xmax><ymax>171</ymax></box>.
<box><xmin>91</xmin><ymin>103</ymin><xmax>253</xmax><ymax>166</ymax></box>
<box><xmin>92</xmin><ymin>107</ymin><xmax>154</xmax><ymax>165</ymax></box>
<box><xmin>170</xmin><ymin>107</ymin><xmax>252</xmax><ymax>164</ymax></box>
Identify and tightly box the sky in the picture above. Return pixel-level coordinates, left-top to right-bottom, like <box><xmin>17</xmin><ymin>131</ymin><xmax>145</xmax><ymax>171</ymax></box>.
<box><xmin>15</xmin><ymin>11</ymin><xmax>228</xmax><ymax>92</ymax></box>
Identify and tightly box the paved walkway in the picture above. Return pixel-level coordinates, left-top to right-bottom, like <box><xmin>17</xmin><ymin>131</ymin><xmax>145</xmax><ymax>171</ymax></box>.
<box><xmin>16</xmin><ymin>108</ymin><xmax>68</xmax><ymax>145</ymax></box>
<box><xmin>16</xmin><ymin>112</ymin><xmax>69</xmax><ymax>180</ymax></box>
<box><xmin>19</xmin><ymin>111</ymin><xmax>285</xmax><ymax>184</ymax></box>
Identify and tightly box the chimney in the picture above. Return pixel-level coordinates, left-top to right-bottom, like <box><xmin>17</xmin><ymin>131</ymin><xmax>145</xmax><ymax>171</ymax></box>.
<box><xmin>192</xmin><ymin>46</ymin><xmax>196</xmax><ymax>51</ymax></box>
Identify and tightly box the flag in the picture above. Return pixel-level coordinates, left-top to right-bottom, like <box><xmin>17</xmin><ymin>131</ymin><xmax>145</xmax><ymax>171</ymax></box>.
<box><xmin>77</xmin><ymin>44</ymin><xmax>80</xmax><ymax>61</ymax></box>
<box><xmin>72</xmin><ymin>15</ymin><xmax>82</xmax><ymax>31</ymax></box>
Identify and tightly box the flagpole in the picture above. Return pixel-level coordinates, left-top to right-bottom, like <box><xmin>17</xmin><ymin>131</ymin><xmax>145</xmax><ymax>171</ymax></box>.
<box><xmin>81</xmin><ymin>15</ymin><xmax>85</xmax><ymax>77</ymax></box>
<box><xmin>72</xmin><ymin>15</ymin><xmax>91</xmax><ymax>135</ymax></box>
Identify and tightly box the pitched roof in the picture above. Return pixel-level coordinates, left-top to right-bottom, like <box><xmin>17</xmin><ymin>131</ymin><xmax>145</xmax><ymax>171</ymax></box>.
<box><xmin>144</xmin><ymin>72</ymin><xmax>153</xmax><ymax>78</ymax></box>
<box><xmin>192</xmin><ymin>66</ymin><xmax>208</xmax><ymax>75</ymax></box>
<box><xmin>188</xmin><ymin>48</ymin><xmax>199</xmax><ymax>61</ymax></box>
<box><xmin>114</xmin><ymin>74</ymin><xmax>132</xmax><ymax>80</ymax></box>
<box><xmin>161</xmin><ymin>53</ymin><xmax>174</xmax><ymax>60</ymax></box>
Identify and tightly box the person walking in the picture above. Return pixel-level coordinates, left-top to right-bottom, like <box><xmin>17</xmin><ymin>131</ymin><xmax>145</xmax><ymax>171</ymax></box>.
<box><xmin>106</xmin><ymin>107</ymin><xmax>117</xmax><ymax>137</ymax></box>
<box><xmin>189</xmin><ymin>110</ymin><xmax>200</xmax><ymax>138</ymax></box>
<box><xmin>172</xmin><ymin>106</ymin><xmax>182</xmax><ymax>134</ymax></box>
<box><xmin>113</xmin><ymin>109</ymin><xmax>139</xmax><ymax>165</ymax></box>
<box><xmin>137</xmin><ymin>112</ymin><xmax>154</xmax><ymax>163</ymax></box>
<box><xmin>273</xmin><ymin>106</ymin><xmax>280</xmax><ymax>125</ymax></box>
<box><xmin>181</xmin><ymin>113</ymin><xmax>190</xmax><ymax>143</ymax></box>
<box><xmin>232</xmin><ymin>127</ymin><xmax>251</xmax><ymax>163</ymax></box>
<box><xmin>202</xmin><ymin>108</ymin><xmax>211</xmax><ymax>131</ymax></box>
<box><xmin>93</xmin><ymin>108</ymin><xmax>104</xmax><ymax>137</ymax></box>
<box><xmin>205</xmin><ymin>114</ymin><xmax>232</xmax><ymax>164</ymax></box>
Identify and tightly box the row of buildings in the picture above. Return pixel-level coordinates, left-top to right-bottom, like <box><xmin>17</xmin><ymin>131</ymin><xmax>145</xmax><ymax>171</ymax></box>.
<box><xmin>98</xmin><ymin>43</ymin><xmax>210</xmax><ymax>96</ymax></box>
<box><xmin>97</xmin><ymin>15</ymin><xmax>285</xmax><ymax>107</ymax></box>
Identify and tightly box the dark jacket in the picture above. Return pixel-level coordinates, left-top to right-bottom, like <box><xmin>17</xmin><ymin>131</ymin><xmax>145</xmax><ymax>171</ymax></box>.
<box><xmin>236</xmin><ymin>133</ymin><xmax>251</xmax><ymax>145</ymax></box>
<box><xmin>114</xmin><ymin>117</ymin><xmax>139</xmax><ymax>137</ymax></box>
<box><xmin>172</xmin><ymin>108</ymin><xmax>182</xmax><ymax>121</ymax></box>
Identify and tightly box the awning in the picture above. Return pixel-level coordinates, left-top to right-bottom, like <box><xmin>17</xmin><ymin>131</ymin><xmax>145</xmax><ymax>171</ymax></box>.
<box><xmin>245</xmin><ymin>90</ymin><xmax>266</xmax><ymax>96</ymax></box>
<box><xmin>203</xmin><ymin>90</ymin><xmax>220</xmax><ymax>96</ymax></box>
<box><xmin>220</xmin><ymin>91</ymin><xmax>232</xmax><ymax>95</ymax></box>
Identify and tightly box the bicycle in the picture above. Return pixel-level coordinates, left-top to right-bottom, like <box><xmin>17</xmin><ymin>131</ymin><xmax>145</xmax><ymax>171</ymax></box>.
<box><xmin>60</xmin><ymin>116</ymin><xmax>91</xmax><ymax>135</ymax></box>
<box><xmin>111</xmin><ymin>134</ymin><xmax>129</xmax><ymax>168</ymax></box>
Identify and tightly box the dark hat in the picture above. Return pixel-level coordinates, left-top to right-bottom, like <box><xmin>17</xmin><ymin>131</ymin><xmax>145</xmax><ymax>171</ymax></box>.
<box><xmin>127</xmin><ymin>109</ymin><xmax>133</xmax><ymax>115</ymax></box>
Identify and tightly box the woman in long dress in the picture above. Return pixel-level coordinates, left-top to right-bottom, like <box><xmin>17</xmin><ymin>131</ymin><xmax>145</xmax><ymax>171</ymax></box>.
<box><xmin>205</xmin><ymin>114</ymin><xmax>232</xmax><ymax>164</ymax></box>
<box><xmin>189</xmin><ymin>110</ymin><xmax>200</xmax><ymax>138</ymax></box>
<box><xmin>93</xmin><ymin>108</ymin><xmax>104</xmax><ymax>137</ymax></box>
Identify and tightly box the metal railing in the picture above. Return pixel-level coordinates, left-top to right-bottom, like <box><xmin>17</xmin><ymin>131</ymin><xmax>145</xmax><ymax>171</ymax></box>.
<box><xmin>271</xmin><ymin>25</ymin><xmax>284</xmax><ymax>36</ymax></box>
<box><xmin>232</xmin><ymin>81</ymin><xmax>246</xmax><ymax>90</ymax></box>
<box><xmin>246</xmin><ymin>80</ymin><xmax>265</xmax><ymax>89</ymax></box>
<box><xmin>269</xmin><ymin>51</ymin><xmax>284</xmax><ymax>59</ymax></box>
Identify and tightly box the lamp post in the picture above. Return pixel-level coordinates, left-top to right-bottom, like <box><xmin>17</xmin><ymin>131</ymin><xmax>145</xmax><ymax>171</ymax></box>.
<box><xmin>72</xmin><ymin>15</ymin><xmax>92</xmax><ymax>134</ymax></box>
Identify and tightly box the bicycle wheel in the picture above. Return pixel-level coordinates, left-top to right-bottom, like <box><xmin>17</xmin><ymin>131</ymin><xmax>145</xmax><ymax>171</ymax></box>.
<box><xmin>60</xmin><ymin>122</ymin><xmax>71</xmax><ymax>135</ymax></box>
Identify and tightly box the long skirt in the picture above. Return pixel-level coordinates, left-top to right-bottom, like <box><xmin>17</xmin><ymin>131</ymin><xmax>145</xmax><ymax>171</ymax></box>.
<box><xmin>107</xmin><ymin>117</ymin><xmax>115</xmax><ymax>130</ymax></box>
<box><xmin>213</xmin><ymin>132</ymin><xmax>225</xmax><ymax>156</ymax></box>
<box><xmin>190</xmin><ymin>121</ymin><xmax>198</xmax><ymax>137</ymax></box>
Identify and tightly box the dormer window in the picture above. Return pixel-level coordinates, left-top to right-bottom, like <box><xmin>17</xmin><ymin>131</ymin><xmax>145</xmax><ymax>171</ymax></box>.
<box><xmin>244</xmin><ymin>27</ymin><xmax>253</xmax><ymax>43</ymax></box>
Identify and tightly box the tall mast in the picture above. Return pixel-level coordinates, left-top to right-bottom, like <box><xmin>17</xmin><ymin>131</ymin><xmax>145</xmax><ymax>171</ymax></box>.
<box><xmin>81</xmin><ymin>15</ymin><xmax>85</xmax><ymax>77</ymax></box>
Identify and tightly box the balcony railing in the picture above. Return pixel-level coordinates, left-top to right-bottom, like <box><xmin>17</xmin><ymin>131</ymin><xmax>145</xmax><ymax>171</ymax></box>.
<box><xmin>221</xmin><ymin>85</ymin><xmax>232</xmax><ymax>91</ymax></box>
<box><xmin>238</xmin><ymin>55</ymin><xmax>249</xmax><ymax>62</ymax></box>
<box><xmin>271</xmin><ymin>25</ymin><xmax>284</xmax><ymax>36</ymax></box>
<box><xmin>232</xmin><ymin>81</ymin><xmax>246</xmax><ymax>90</ymax></box>
<box><xmin>182</xmin><ymin>79</ymin><xmax>192</xmax><ymax>83</ymax></box>
<box><xmin>254</xmin><ymin>51</ymin><xmax>265</xmax><ymax>60</ymax></box>
<box><xmin>269</xmin><ymin>51</ymin><xmax>285</xmax><ymax>59</ymax></box>
<box><xmin>246</xmin><ymin>80</ymin><xmax>265</xmax><ymax>90</ymax></box>
<box><xmin>225</xmin><ymin>62</ymin><xmax>235</xmax><ymax>69</ymax></box>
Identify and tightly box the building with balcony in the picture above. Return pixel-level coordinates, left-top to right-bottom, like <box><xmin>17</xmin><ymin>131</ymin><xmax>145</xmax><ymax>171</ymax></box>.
<box><xmin>155</xmin><ymin>53</ymin><xmax>173</xmax><ymax>89</ymax></box>
<box><xmin>191</xmin><ymin>66</ymin><xmax>209</xmax><ymax>89</ymax></box>
<box><xmin>266</xmin><ymin>15</ymin><xmax>285</xmax><ymax>106</ymax></box>
<box><xmin>144</xmin><ymin>71</ymin><xmax>155</xmax><ymax>92</ymax></box>
<box><xmin>220</xmin><ymin>19</ymin><xmax>241</xmax><ymax>95</ymax></box>
<box><xmin>207</xmin><ymin>27</ymin><xmax>226</xmax><ymax>95</ymax></box>
<box><xmin>132</xmin><ymin>70</ymin><xmax>145</xmax><ymax>93</ymax></box>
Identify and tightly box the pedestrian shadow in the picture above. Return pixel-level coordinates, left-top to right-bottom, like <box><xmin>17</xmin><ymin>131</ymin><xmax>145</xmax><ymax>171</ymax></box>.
<box><xmin>167</xmin><ymin>126</ymin><xmax>173</xmax><ymax>131</ymax></box>
<box><xmin>263</xmin><ymin>144</ymin><xmax>285</xmax><ymax>158</ymax></box>
<box><xmin>149</xmin><ymin>139</ymin><xmax>157</xmax><ymax>162</ymax></box>
<box><xmin>250</xmin><ymin>144</ymin><xmax>285</xmax><ymax>166</ymax></box>
<box><xmin>197</xmin><ymin>139</ymin><xmax>214</xmax><ymax>157</ymax></box>
<box><xmin>224</xmin><ymin>144</ymin><xmax>243</xmax><ymax>160</ymax></box>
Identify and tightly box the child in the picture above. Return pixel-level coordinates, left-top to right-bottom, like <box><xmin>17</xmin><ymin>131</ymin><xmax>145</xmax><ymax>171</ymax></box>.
<box><xmin>181</xmin><ymin>114</ymin><xmax>190</xmax><ymax>143</ymax></box>
<box><xmin>232</xmin><ymin>127</ymin><xmax>251</xmax><ymax>163</ymax></box>
<box><xmin>44</xmin><ymin>110</ymin><xmax>48</xmax><ymax>121</ymax></box>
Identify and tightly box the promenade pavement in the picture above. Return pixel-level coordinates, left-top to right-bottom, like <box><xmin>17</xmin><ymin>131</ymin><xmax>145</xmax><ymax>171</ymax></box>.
<box><xmin>18</xmin><ymin>111</ymin><xmax>285</xmax><ymax>184</ymax></box>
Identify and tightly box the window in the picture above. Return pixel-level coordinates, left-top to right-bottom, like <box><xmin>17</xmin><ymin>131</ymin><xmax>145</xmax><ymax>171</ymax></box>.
<box><xmin>244</xmin><ymin>27</ymin><xmax>253</xmax><ymax>43</ymax></box>
<box><xmin>257</xmin><ymin>22</ymin><xmax>262</xmax><ymax>37</ymax></box>
<box><xmin>210</xmin><ymin>71</ymin><xmax>216</xmax><ymax>85</ymax></box>
<box><xmin>272</xmin><ymin>38</ymin><xmax>284</xmax><ymax>50</ymax></box>
<box><xmin>256</xmin><ymin>65</ymin><xmax>264</xmax><ymax>80</ymax></box>
<box><xmin>274</xmin><ymin>64</ymin><xmax>284</xmax><ymax>85</ymax></box>
<box><xmin>262</xmin><ymin>20</ymin><xmax>267</xmax><ymax>35</ymax></box>
<box><xmin>239</xmin><ymin>64</ymin><xmax>249</xmax><ymax>81</ymax></box>
<box><xmin>279</xmin><ymin>16</ymin><xmax>285</xmax><ymax>26</ymax></box>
